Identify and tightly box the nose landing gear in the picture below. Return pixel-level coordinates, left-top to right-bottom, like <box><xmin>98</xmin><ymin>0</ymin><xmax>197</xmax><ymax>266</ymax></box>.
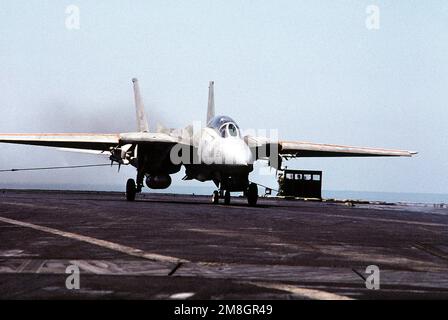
<box><xmin>211</xmin><ymin>190</ymin><xmax>231</xmax><ymax>205</ymax></box>
<box><xmin>211</xmin><ymin>183</ymin><xmax>258</xmax><ymax>206</ymax></box>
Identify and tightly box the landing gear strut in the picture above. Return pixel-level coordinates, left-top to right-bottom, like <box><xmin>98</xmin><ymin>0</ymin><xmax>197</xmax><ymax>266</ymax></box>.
<box><xmin>126</xmin><ymin>178</ymin><xmax>137</xmax><ymax>201</ymax></box>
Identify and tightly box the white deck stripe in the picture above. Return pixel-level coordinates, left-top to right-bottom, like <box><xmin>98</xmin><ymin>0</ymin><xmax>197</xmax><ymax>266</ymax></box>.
<box><xmin>246</xmin><ymin>282</ymin><xmax>353</xmax><ymax>300</ymax></box>
<box><xmin>0</xmin><ymin>216</ymin><xmax>188</xmax><ymax>264</ymax></box>
<box><xmin>0</xmin><ymin>216</ymin><xmax>356</xmax><ymax>300</ymax></box>
<box><xmin>274</xmin><ymin>207</ymin><xmax>447</xmax><ymax>228</ymax></box>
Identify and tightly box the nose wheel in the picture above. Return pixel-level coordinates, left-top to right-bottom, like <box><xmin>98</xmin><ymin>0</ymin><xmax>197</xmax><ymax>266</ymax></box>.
<box><xmin>211</xmin><ymin>190</ymin><xmax>232</xmax><ymax>205</ymax></box>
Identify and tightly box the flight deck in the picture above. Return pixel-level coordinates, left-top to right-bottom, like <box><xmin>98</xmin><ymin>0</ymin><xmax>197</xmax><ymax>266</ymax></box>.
<box><xmin>0</xmin><ymin>190</ymin><xmax>447</xmax><ymax>299</ymax></box>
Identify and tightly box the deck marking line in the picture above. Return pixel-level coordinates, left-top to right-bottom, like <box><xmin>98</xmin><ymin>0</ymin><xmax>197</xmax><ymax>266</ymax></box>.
<box><xmin>275</xmin><ymin>208</ymin><xmax>447</xmax><ymax>228</ymax></box>
<box><xmin>0</xmin><ymin>216</ymin><xmax>188</xmax><ymax>264</ymax></box>
<box><xmin>245</xmin><ymin>281</ymin><xmax>354</xmax><ymax>300</ymax></box>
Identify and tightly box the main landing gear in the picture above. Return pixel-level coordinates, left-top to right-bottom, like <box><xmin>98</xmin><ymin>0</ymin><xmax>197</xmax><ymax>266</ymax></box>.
<box><xmin>126</xmin><ymin>169</ymin><xmax>144</xmax><ymax>201</ymax></box>
<box><xmin>212</xmin><ymin>190</ymin><xmax>219</xmax><ymax>204</ymax></box>
<box><xmin>211</xmin><ymin>183</ymin><xmax>258</xmax><ymax>206</ymax></box>
<box><xmin>247</xmin><ymin>183</ymin><xmax>258</xmax><ymax>206</ymax></box>
<box><xmin>126</xmin><ymin>178</ymin><xmax>137</xmax><ymax>201</ymax></box>
<box><xmin>224</xmin><ymin>190</ymin><xmax>231</xmax><ymax>205</ymax></box>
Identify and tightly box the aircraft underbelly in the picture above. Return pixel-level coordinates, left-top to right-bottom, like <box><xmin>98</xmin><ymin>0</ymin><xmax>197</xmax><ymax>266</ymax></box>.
<box><xmin>184</xmin><ymin>164</ymin><xmax>253</xmax><ymax>189</ymax></box>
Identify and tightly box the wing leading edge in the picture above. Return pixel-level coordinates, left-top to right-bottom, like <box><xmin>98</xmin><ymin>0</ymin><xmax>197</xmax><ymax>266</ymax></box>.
<box><xmin>245</xmin><ymin>136</ymin><xmax>417</xmax><ymax>158</ymax></box>
<box><xmin>0</xmin><ymin>132</ymin><xmax>193</xmax><ymax>151</ymax></box>
<box><xmin>0</xmin><ymin>133</ymin><xmax>120</xmax><ymax>151</ymax></box>
<box><xmin>279</xmin><ymin>140</ymin><xmax>417</xmax><ymax>157</ymax></box>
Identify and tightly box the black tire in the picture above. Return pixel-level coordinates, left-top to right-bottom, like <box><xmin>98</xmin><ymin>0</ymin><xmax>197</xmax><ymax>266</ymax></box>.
<box><xmin>247</xmin><ymin>183</ymin><xmax>258</xmax><ymax>206</ymax></box>
<box><xmin>212</xmin><ymin>190</ymin><xmax>220</xmax><ymax>204</ymax></box>
<box><xmin>126</xmin><ymin>178</ymin><xmax>136</xmax><ymax>201</ymax></box>
<box><xmin>224</xmin><ymin>190</ymin><xmax>231</xmax><ymax>205</ymax></box>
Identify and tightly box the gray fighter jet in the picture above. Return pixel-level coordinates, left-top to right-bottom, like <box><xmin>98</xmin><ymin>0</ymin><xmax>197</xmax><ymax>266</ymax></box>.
<box><xmin>0</xmin><ymin>79</ymin><xmax>416</xmax><ymax>206</ymax></box>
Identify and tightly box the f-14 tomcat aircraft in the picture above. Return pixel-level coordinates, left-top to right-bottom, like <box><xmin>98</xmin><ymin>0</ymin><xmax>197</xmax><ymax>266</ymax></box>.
<box><xmin>0</xmin><ymin>79</ymin><xmax>416</xmax><ymax>206</ymax></box>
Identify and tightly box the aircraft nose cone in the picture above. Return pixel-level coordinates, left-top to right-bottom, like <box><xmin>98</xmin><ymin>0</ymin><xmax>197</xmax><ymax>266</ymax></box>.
<box><xmin>222</xmin><ymin>138</ymin><xmax>253</xmax><ymax>165</ymax></box>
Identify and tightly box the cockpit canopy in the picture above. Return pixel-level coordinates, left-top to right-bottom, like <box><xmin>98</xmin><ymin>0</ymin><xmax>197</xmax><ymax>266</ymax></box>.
<box><xmin>207</xmin><ymin>115</ymin><xmax>241</xmax><ymax>138</ymax></box>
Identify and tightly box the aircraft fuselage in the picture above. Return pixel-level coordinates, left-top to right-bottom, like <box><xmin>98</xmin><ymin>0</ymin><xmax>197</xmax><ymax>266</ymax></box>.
<box><xmin>124</xmin><ymin>115</ymin><xmax>254</xmax><ymax>191</ymax></box>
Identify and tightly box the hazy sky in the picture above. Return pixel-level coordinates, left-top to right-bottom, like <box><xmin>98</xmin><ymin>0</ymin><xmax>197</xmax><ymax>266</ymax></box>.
<box><xmin>0</xmin><ymin>1</ymin><xmax>447</xmax><ymax>194</ymax></box>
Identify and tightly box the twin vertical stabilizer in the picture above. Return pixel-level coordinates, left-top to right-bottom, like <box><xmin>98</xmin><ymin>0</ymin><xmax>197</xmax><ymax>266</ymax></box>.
<box><xmin>132</xmin><ymin>78</ymin><xmax>150</xmax><ymax>132</ymax></box>
<box><xmin>132</xmin><ymin>78</ymin><xmax>215</xmax><ymax>131</ymax></box>
<box><xmin>206</xmin><ymin>81</ymin><xmax>215</xmax><ymax>124</ymax></box>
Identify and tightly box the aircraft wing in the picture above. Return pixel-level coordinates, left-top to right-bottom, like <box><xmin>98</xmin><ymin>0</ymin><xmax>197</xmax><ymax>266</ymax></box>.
<box><xmin>245</xmin><ymin>136</ymin><xmax>417</xmax><ymax>158</ymax></box>
<box><xmin>0</xmin><ymin>133</ymin><xmax>120</xmax><ymax>151</ymax></box>
<box><xmin>278</xmin><ymin>140</ymin><xmax>417</xmax><ymax>157</ymax></box>
<box><xmin>0</xmin><ymin>132</ymin><xmax>192</xmax><ymax>151</ymax></box>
